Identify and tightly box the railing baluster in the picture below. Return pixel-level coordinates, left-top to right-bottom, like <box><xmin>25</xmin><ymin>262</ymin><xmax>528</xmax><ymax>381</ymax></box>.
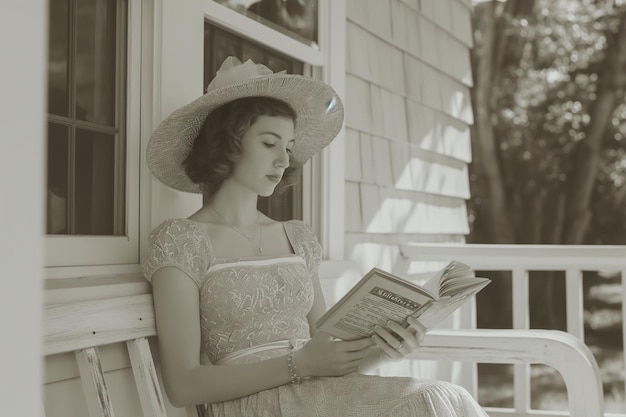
<box><xmin>512</xmin><ymin>268</ymin><xmax>530</xmax><ymax>413</ymax></box>
<box><xmin>566</xmin><ymin>268</ymin><xmax>584</xmax><ymax>339</ymax></box>
<box><xmin>622</xmin><ymin>268</ymin><xmax>626</xmax><ymax>414</ymax></box>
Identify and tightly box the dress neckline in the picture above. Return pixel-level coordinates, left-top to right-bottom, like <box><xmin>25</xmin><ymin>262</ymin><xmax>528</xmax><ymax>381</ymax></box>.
<box><xmin>179</xmin><ymin>218</ymin><xmax>298</xmax><ymax>263</ymax></box>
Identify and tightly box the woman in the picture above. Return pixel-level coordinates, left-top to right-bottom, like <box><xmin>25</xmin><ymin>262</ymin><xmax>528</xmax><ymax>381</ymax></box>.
<box><xmin>142</xmin><ymin>56</ymin><xmax>489</xmax><ymax>416</ymax></box>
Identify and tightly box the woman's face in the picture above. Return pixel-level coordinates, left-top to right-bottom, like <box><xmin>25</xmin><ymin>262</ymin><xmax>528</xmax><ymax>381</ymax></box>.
<box><xmin>231</xmin><ymin>115</ymin><xmax>295</xmax><ymax>197</ymax></box>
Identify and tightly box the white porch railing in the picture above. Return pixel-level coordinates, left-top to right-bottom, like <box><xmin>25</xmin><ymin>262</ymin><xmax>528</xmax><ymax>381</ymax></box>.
<box><xmin>400</xmin><ymin>243</ymin><xmax>626</xmax><ymax>417</ymax></box>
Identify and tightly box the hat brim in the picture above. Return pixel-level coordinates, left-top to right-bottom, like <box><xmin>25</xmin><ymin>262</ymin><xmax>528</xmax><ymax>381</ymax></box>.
<box><xmin>147</xmin><ymin>74</ymin><xmax>344</xmax><ymax>194</ymax></box>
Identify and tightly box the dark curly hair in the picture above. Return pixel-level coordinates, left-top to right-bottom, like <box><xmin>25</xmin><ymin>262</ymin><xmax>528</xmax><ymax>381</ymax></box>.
<box><xmin>183</xmin><ymin>97</ymin><xmax>300</xmax><ymax>198</ymax></box>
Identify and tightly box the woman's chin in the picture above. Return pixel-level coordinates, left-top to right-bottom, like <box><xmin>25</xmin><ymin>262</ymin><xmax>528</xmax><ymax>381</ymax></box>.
<box><xmin>259</xmin><ymin>186</ymin><xmax>278</xmax><ymax>197</ymax></box>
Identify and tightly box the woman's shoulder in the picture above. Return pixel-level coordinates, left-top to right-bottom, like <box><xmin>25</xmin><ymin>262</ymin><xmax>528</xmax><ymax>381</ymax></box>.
<box><xmin>150</xmin><ymin>218</ymin><xmax>205</xmax><ymax>240</ymax></box>
<box><xmin>283</xmin><ymin>218</ymin><xmax>311</xmax><ymax>232</ymax></box>
<box><xmin>147</xmin><ymin>218</ymin><xmax>212</xmax><ymax>258</ymax></box>
<box><xmin>282</xmin><ymin>220</ymin><xmax>322</xmax><ymax>272</ymax></box>
<box><xmin>143</xmin><ymin>218</ymin><xmax>213</xmax><ymax>286</ymax></box>
<box><xmin>283</xmin><ymin>219</ymin><xmax>317</xmax><ymax>241</ymax></box>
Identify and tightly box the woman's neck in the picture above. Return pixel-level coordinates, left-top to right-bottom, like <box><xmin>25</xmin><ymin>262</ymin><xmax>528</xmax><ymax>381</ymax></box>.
<box><xmin>204</xmin><ymin>181</ymin><xmax>259</xmax><ymax>227</ymax></box>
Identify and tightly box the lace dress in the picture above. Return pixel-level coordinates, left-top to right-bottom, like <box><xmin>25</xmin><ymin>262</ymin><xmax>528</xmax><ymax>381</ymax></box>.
<box><xmin>142</xmin><ymin>218</ymin><xmax>489</xmax><ymax>417</ymax></box>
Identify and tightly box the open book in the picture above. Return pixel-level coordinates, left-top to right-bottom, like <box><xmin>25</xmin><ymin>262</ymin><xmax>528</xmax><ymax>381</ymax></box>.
<box><xmin>316</xmin><ymin>260</ymin><xmax>490</xmax><ymax>340</ymax></box>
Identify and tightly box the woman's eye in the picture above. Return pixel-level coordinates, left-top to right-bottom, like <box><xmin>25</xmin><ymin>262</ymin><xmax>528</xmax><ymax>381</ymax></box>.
<box><xmin>263</xmin><ymin>142</ymin><xmax>275</xmax><ymax>148</ymax></box>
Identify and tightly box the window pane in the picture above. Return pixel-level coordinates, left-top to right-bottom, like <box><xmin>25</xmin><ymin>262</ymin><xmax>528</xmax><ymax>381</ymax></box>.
<box><xmin>214</xmin><ymin>0</ymin><xmax>318</xmax><ymax>46</ymax></box>
<box><xmin>46</xmin><ymin>0</ymin><xmax>127</xmax><ymax>238</ymax></box>
<box><xmin>205</xmin><ymin>26</ymin><xmax>241</xmax><ymax>88</ymax></box>
<box><xmin>48</xmin><ymin>0</ymin><xmax>70</xmax><ymax>117</ymax></box>
<box><xmin>47</xmin><ymin>123</ymin><xmax>70</xmax><ymax>234</ymax></box>
<box><xmin>242</xmin><ymin>45</ymin><xmax>292</xmax><ymax>73</ymax></box>
<box><xmin>74</xmin><ymin>129</ymin><xmax>123</xmax><ymax>235</ymax></box>
<box><xmin>75</xmin><ymin>0</ymin><xmax>118</xmax><ymax>125</ymax></box>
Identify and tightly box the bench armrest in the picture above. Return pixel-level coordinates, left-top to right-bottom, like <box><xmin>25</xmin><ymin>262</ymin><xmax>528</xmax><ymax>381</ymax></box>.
<box><xmin>410</xmin><ymin>329</ymin><xmax>604</xmax><ymax>417</ymax></box>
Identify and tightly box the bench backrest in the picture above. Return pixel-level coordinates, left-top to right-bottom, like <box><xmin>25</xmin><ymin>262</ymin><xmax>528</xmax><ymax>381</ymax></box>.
<box><xmin>44</xmin><ymin>294</ymin><xmax>166</xmax><ymax>417</ymax></box>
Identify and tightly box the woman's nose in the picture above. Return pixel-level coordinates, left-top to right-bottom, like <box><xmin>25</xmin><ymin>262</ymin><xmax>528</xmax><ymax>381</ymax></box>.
<box><xmin>274</xmin><ymin>148</ymin><xmax>290</xmax><ymax>168</ymax></box>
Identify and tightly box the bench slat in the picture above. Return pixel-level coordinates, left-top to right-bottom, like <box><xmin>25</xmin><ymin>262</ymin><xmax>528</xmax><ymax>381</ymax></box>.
<box><xmin>45</xmin><ymin>294</ymin><xmax>156</xmax><ymax>356</ymax></box>
<box><xmin>75</xmin><ymin>347</ymin><xmax>116</xmax><ymax>417</ymax></box>
<box><xmin>127</xmin><ymin>338</ymin><xmax>167</xmax><ymax>417</ymax></box>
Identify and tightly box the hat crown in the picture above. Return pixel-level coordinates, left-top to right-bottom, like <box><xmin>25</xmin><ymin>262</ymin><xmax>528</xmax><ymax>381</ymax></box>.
<box><xmin>206</xmin><ymin>56</ymin><xmax>285</xmax><ymax>93</ymax></box>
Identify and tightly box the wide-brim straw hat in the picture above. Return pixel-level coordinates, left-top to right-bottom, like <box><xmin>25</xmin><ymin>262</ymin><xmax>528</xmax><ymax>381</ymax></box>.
<box><xmin>146</xmin><ymin>56</ymin><xmax>344</xmax><ymax>193</ymax></box>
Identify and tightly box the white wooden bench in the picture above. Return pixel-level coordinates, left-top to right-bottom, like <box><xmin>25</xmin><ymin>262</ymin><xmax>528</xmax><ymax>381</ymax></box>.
<box><xmin>43</xmin><ymin>264</ymin><xmax>605</xmax><ymax>417</ymax></box>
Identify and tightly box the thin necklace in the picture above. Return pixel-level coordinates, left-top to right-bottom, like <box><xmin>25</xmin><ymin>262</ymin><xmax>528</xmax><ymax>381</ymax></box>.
<box><xmin>210</xmin><ymin>205</ymin><xmax>263</xmax><ymax>254</ymax></box>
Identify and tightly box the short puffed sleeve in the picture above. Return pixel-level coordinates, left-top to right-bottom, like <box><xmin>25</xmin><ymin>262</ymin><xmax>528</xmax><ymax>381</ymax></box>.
<box><xmin>286</xmin><ymin>220</ymin><xmax>322</xmax><ymax>275</ymax></box>
<box><xmin>141</xmin><ymin>219</ymin><xmax>211</xmax><ymax>288</ymax></box>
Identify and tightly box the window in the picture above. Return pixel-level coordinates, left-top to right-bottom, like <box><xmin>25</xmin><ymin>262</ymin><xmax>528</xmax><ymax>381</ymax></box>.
<box><xmin>203</xmin><ymin>22</ymin><xmax>305</xmax><ymax>221</ymax></box>
<box><xmin>212</xmin><ymin>0</ymin><xmax>318</xmax><ymax>47</ymax></box>
<box><xmin>46</xmin><ymin>0</ymin><xmax>140</xmax><ymax>267</ymax></box>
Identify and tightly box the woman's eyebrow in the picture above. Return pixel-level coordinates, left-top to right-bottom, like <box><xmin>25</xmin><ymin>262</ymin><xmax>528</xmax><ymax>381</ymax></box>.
<box><xmin>259</xmin><ymin>131</ymin><xmax>296</xmax><ymax>143</ymax></box>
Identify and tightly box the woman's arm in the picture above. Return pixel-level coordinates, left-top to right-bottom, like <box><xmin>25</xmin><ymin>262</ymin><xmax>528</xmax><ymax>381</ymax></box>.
<box><xmin>152</xmin><ymin>267</ymin><xmax>296</xmax><ymax>406</ymax></box>
<box><xmin>306</xmin><ymin>272</ymin><xmax>327</xmax><ymax>337</ymax></box>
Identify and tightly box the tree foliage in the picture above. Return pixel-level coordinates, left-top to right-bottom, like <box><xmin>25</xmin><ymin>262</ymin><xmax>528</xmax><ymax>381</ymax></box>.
<box><xmin>469</xmin><ymin>0</ymin><xmax>626</xmax><ymax>246</ymax></box>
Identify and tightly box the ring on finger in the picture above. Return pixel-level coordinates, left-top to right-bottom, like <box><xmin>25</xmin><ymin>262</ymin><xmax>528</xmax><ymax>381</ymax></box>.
<box><xmin>394</xmin><ymin>343</ymin><xmax>404</xmax><ymax>351</ymax></box>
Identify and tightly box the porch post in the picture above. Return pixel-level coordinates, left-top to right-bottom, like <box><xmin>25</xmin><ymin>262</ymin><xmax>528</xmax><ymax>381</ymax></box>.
<box><xmin>0</xmin><ymin>0</ymin><xmax>46</xmax><ymax>415</ymax></box>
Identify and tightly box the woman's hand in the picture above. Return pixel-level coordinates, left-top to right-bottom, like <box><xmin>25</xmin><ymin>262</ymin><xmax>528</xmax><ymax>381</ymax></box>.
<box><xmin>294</xmin><ymin>331</ymin><xmax>374</xmax><ymax>377</ymax></box>
<box><xmin>371</xmin><ymin>317</ymin><xmax>426</xmax><ymax>361</ymax></box>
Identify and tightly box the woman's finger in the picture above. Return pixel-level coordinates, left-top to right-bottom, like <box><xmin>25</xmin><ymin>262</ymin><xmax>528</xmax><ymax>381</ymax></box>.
<box><xmin>386</xmin><ymin>320</ymin><xmax>420</xmax><ymax>351</ymax></box>
<box><xmin>337</xmin><ymin>337</ymin><xmax>374</xmax><ymax>352</ymax></box>
<box><xmin>373</xmin><ymin>325</ymin><xmax>402</xmax><ymax>349</ymax></box>
<box><xmin>406</xmin><ymin>317</ymin><xmax>427</xmax><ymax>343</ymax></box>
<box><xmin>371</xmin><ymin>334</ymin><xmax>403</xmax><ymax>360</ymax></box>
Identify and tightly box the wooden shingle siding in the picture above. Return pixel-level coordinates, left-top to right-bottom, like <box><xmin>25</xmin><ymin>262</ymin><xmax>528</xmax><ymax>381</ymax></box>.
<box><xmin>419</xmin><ymin>64</ymin><xmax>442</xmax><ymax>110</ymax></box>
<box><xmin>345</xmin><ymin>75</ymin><xmax>372</xmax><ymax>132</ymax></box>
<box><xmin>345</xmin><ymin>181</ymin><xmax>363</xmax><ymax>232</ymax></box>
<box><xmin>403</xmin><ymin>55</ymin><xmax>423</xmax><ymax>102</ymax></box>
<box><xmin>439</xmin><ymin>75</ymin><xmax>474</xmax><ymax>123</ymax></box>
<box><xmin>355</xmin><ymin>185</ymin><xmax>470</xmax><ymax>235</ymax></box>
<box><xmin>345</xmin><ymin>0</ymin><xmax>476</xmax><ymax>267</ymax></box>
<box><xmin>346</xmin><ymin>23</ymin><xmax>370</xmax><ymax>79</ymax></box>
<box><xmin>391</xmin><ymin>2</ymin><xmax>421</xmax><ymax>58</ymax></box>
<box><xmin>433</xmin><ymin>0</ymin><xmax>453</xmax><ymax>32</ymax></box>
<box><xmin>389</xmin><ymin>142</ymin><xmax>413</xmax><ymax>189</ymax></box>
<box><xmin>451</xmin><ymin>0</ymin><xmax>474</xmax><ymax>47</ymax></box>
<box><xmin>344</xmin><ymin>129</ymin><xmax>363</xmax><ymax>181</ymax></box>
<box><xmin>418</xmin><ymin>16</ymin><xmax>438</xmax><ymax>66</ymax></box>
<box><xmin>346</xmin><ymin>0</ymin><xmax>393</xmax><ymax>41</ymax></box>
<box><xmin>441</xmin><ymin>35</ymin><xmax>473</xmax><ymax>87</ymax></box>
<box><xmin>371</xmin><ymin>137</ymin><xmax>394</xmax><ymax>187</ymax></box>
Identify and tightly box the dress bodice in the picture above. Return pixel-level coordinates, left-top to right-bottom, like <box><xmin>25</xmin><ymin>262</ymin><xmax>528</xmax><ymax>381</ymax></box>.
<box><xmin>142</xmin><ymin>218</ymin><xmax>321</xmax><ymax>364</ymax></box>
<box><xmin>200</xmin><ymin>257</ymin><xmax>313</xmax><ymax>363</ymax></box>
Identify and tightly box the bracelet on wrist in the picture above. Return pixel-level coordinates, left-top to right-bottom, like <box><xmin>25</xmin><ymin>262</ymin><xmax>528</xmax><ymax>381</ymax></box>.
<box><xmin>287</xmin><ymin>348</ymin><xmax>302</xmax><ymax>385</ymax></box>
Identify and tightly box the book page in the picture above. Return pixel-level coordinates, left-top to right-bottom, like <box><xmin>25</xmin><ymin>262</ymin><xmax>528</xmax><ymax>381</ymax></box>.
<box><xmin>411</xmin><ymin>279</ymin><xmax>491</xmax><ymax>329</ymax></box>
<box><xmin>316</xmin><ymin>271</ymin><xmax>434</xmax><ymax>340</ymax></box>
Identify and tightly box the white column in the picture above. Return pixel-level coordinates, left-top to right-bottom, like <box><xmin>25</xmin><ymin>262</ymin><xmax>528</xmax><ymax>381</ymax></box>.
<box><xmin>0</xmin><ymin>1</ymin><xmax>46</xmax><ymax>416</ymax></box>
<box><xmin>320</xmin><ymin>0</ymin><xmax>346</xmax><ymax>260</ymax></box>
<box><xmin>148</xmin><ymin>0</ymin><xmax>204</xmax><ymax>232</ymax></box>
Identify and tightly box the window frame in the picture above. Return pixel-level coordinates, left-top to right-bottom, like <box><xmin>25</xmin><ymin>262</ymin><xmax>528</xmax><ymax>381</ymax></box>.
<box><xmin>45</xmin><ymin>0</ymin><xmax>143</xmax><ymax>270</ymax></box>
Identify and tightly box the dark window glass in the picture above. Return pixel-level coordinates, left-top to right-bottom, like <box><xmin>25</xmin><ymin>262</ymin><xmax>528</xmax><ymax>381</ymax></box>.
<box><xmin>214</xmin><ymin>0</ymin><xmax>318</xmax><ymax>47</ymax></box>
<box><xmin>46</xmin><ymin>0</ymin><xmax>126</xmax><ymax>235</ymax></box>
<box><xmin>74</xmin><ymin>129</ymin><xmax>119</xmax><ymax>235</ymax></box>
